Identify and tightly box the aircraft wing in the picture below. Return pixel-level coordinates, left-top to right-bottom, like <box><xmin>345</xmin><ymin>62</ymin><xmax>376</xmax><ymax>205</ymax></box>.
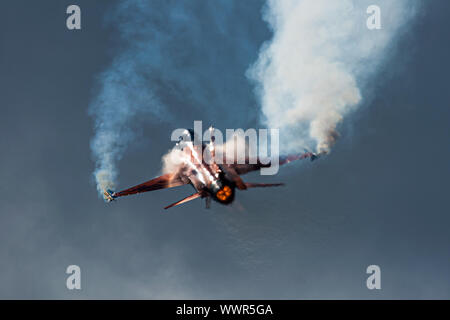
<box><xmin>224</xmin><ymin>152</ymin><xmax>318</xmax><ymax>176</ymax></box>
<box><xmin>112</xmin><ymin>173</ymin><xmax>187</xmax><ymax>198</ymax></box>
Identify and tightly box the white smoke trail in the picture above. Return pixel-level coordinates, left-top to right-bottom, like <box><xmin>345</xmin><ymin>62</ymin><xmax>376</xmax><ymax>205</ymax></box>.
<box><xmin>90</xmin><ymin>58</ymin><xmax>164</xmax><ymax>196</ymax></box>
<box><xmin>248</xmin><ymin>0</ymin><xmax>418</xmax><ymax>154</ymax></box>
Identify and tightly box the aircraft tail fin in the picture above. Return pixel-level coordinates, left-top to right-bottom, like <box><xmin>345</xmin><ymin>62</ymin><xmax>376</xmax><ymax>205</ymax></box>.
<box><xmin>164</xmin><ymin>192</ymin><xmax>202</xmax><ymax>210</ymax></box>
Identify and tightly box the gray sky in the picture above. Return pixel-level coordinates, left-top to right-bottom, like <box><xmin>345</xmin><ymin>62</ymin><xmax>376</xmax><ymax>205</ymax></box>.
<box><xmin>0</xmin><ymin>0</ymin><xmax>449</xmax><ymax>299</ymax></box>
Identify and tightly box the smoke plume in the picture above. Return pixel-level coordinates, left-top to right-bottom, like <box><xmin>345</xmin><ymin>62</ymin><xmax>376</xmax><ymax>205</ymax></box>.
<box><xmin>89</xmin><ymin>0</ymin><xmax>261</xmax><ymax>196</ymax></box>
<box><xmin>89</xmin><ymin>57</ymin><xmax>164</xmax><ymax>195</ymax></box>
<box><xmin>248</xmin><ymin>0</ymin><xmax>418</xmax><ymax>154</ymax></box>
<box><xmin>90</xmin><ymin>0</ymin><xmax>418</xmax><ymax>196</ymax></box>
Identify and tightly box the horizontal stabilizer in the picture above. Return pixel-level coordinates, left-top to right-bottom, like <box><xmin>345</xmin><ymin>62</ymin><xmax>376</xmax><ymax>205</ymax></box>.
<box><xmin>164</xmin><ymin>192</ymin><xmax>202</xmax><ymax>210</ymax></box>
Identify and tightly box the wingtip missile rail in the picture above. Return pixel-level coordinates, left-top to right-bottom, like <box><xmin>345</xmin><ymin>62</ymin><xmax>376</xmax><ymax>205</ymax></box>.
<box><xmin>103</xmin><ymin>189</ymin><xmax>117</xmax><ymax>202</ymax></box>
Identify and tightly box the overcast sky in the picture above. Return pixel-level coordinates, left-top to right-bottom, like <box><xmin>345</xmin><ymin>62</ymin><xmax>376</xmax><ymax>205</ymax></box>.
<box><xmin>0</xmin><ymin>0</ymin><xmax>449</xmax><ymax>299</ymax></box>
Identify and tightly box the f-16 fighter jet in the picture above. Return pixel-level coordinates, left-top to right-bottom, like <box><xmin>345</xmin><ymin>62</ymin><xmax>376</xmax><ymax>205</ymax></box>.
<box><xmin>103</xmin><ymin>129</ymin><xmax>320</xmax><ymax>209</ymax></box>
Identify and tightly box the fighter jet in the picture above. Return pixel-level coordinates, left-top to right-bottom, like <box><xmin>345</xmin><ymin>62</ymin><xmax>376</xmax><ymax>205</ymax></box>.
<box><xmin>103</xmin><ymin>129</ymin><xmax>320</xmax><ymax>209</ymax></box>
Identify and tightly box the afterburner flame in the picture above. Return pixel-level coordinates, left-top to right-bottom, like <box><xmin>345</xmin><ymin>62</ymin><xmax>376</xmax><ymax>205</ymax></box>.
<box><xmin>216</xmin><ymin>185</ymin><xmax>232</xmax><ymax>202</ymax></box>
